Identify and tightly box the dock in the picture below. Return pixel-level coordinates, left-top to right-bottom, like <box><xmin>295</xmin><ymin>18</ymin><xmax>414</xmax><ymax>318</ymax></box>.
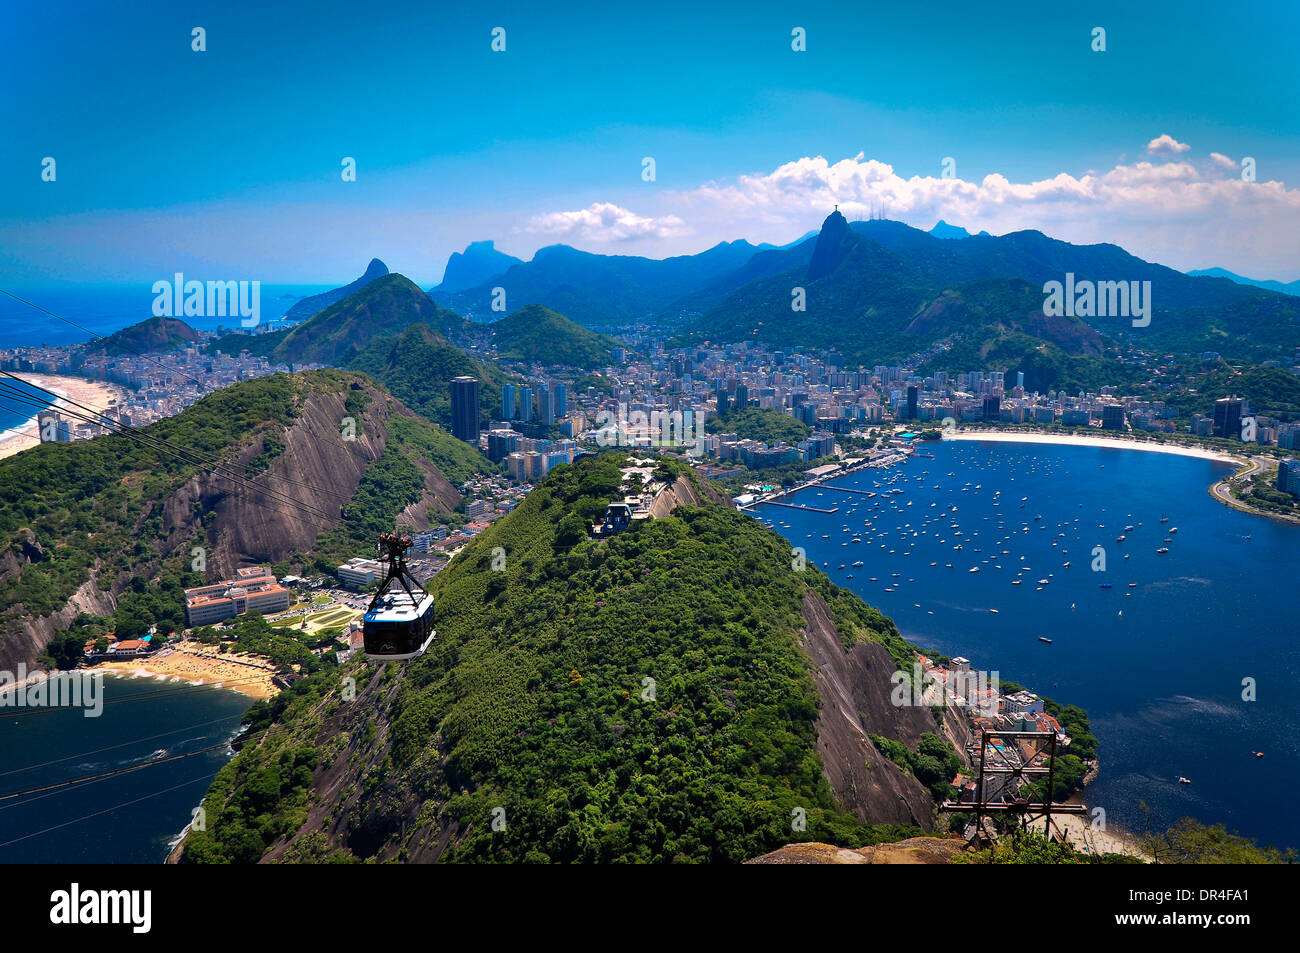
<box><xmin>748</xmin><ymin>500</ymin><xmax>840</xmax><ymax>514</ymax></box>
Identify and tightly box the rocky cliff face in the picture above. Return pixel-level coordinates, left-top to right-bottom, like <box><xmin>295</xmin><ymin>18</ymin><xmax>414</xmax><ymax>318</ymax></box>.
<box><xmin>157</xmin><ymin>382</ymin><xmax>455</xmax><ymax>577</ymax></box>
<box><xmin>799</xmin><ymin>590</ymin><xmax>969</xmax><ymax>830</ymax></box>
<box><xmin>648</xmin><ymin>472</ymin><xmax>730</xmax><ymax>517</ymax></box>
<box><xmin>0</xmin><ymin>576</ymin><xmax>119</xmax><ymax>676</ymax></box>
<box><xmin>0</xmin><ymin>378</ymin><xmax>460</xmax><ymax>672</ymax></box>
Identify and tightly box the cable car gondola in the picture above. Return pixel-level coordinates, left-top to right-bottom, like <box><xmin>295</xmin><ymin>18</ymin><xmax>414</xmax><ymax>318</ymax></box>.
<box><xmin>363</xmin><ymin>532</ymin><xmax>435</xmax><ymax>661</ymax></box>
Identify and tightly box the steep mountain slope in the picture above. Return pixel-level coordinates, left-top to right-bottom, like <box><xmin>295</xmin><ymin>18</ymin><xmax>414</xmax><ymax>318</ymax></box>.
<box><xmin>434</xmin><ymin>241</ymin><xmax>524</xmax><ymax>294</ymax></box>
<box><xmin>95</xmin><ymin>315</ymin><xmax>202</xmax><ymax>355</ymax></box>
<box><xmin>430</xmin><ymin>240</ymin><xmax>772</xmax><ymax>327</ymax></box>
<box><xmin>180</xmin><ymin>455</ymin><xmax>969</xmax><ymax>864</ymax></box>
<box><xmin>286</xmin><ymin>259</ymin><xmax>388</xmax><ymax>320</ymax></box>
<box><xmin>486</xmin><ymin>304</ymin><xmax>618</xmax><ymax>369</ymax></box>
<box><xmin>0</xmin><ymin>371</ymin><xmax>486</xmax><ymax>672</ymax></box>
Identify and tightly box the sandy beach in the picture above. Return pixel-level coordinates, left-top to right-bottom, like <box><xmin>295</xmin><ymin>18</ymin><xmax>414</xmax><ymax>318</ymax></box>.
<box><xmin>1026</xmin><ymin>811</ymin><xmax>1155</xmax><ymax>861</ymax></box>
<box><xmin>96</xmin><ymin>644</ymin><xmax>280</xmax><ymax>700</ymax></box>
<box><xmin>944</xmin><ymin>429</ymin><xmax>1245</xmax><ymax>465</ymax></box>
<box><xmin>0</xmin><ymin>373</ymin><xmax>129</xmax><ymax>460</ymax></box>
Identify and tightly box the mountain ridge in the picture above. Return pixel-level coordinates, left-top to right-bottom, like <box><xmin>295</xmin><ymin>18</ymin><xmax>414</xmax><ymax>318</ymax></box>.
<box><xmin>286</xmin><ymin>259</ymin><xmax>389</xmax><ymax>320</ymax></box>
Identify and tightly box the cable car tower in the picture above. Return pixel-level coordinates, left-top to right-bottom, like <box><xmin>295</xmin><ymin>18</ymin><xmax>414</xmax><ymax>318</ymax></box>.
<box><xmin>362</xmin><ymin>532</ymin><xmax>436</xmax><ymax>661</ymax></box>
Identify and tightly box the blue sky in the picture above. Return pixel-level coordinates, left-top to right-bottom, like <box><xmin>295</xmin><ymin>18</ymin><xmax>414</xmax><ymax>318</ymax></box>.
<box><xmin>2</xmin><ymin>0</ymin><xmax>1297</xmax><ymax>284</ymax></box>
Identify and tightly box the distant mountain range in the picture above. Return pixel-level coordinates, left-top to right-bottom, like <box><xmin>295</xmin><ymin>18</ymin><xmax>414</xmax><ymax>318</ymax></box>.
<box><xmin>671</xmin><ymin>211</ymin><xmax>1299</xmax><ymax>380</ymax></box>
<box><xmin>1186</xmin><ymin>267</ymin><xmax>1300</xmax><ymax>297</ymax></box>
<box><xmin>928</xmin><ymin>220</ymin><xmax>990</xmax><ymax>240</ymax></box>
<box><xmin>433</xmin><ymin>241</ymin><xmax>523</xmax><ymax>294</ymax></box>
<box><xmin>271</xmin><ymin>215</ymin><xmax>1298</xmax><ymax>391</ymax></box>
<box><xmin>429</xmin><ymin>239</ymin><xmax>777</xmax><ymax>326</ymax></box>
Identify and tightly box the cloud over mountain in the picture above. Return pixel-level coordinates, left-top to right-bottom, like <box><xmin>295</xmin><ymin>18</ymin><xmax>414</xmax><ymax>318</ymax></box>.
<box><xmin>521</xmin><ymin>202</ymin><xmax>690</xmax><ymax>242</ymax></box>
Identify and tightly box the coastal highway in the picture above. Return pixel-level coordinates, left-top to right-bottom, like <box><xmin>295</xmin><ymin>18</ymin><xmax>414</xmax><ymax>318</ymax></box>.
<box><xmin>1212</xmin><ymin>455</ymin><xmax>1265</xmax><ymax>506</ymax></box>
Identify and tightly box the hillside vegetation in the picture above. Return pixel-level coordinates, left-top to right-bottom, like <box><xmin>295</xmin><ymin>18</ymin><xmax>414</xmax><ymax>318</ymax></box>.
<box><xmin>211</xmin><ymin>274</ymin><xmax>463</xmax><ymax>366</ymax></box>
<box><xmin>348</xmin><ymin>324</ymin><xmax>512</xmax><ymax>433</ymax></box>
<box><xmin>182</xmin><ymin>455</ymin><xmax>935</xmax><ymax>864</ymax></box>
<box><xmin>486</xmin><ymin>304</ymin><xmax>618</xmax><ymax>370</ymax></box>
<box><xmin>0</xmin><ymin>371</ymin><xmax>486</xmax><ymax>671</ymax></box>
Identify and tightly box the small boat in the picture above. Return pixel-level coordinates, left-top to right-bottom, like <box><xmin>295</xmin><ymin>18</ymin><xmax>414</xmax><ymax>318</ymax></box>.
<box><xmin>969</xmin><ymin>566</ymin><xmax>980</xmax><ymax>573</ymax></box>
<box><xmin>1157</xmin><ymin>547</ymin><xmax>1169</xmax><ymax>554</ymax></box>
<box><xmin>1178</xmin><ymin>777</ymin><xmax>1191</xmax><ymax>785</ymax></box>
<box><xmin>1038</xmin><ymin>636</ymin><xmax>1052</xmax><ymax>644</ymax></box>
<box><xmin>1011</xmin><ymin>579</ymin><xmax>1022</xmax><ymax>585</ymax></box>
<box><xmin>1116</xmin><ymin>535</ymin><xmax>1126</xmax><ymax>542</ymax></box>
<box><xmin>1169</xmin><ymin>527</ymin><xmax>1178</xmax><ymax>534</ymax></box>
<box><xmin>990</xmin><ymin>608</ymin><xmax>999</xmax><ymax>614</ymax></box>
<box><xmin>1255</xmin><ymin>751</ymin><xmax>1264</xmax><ymax>759</ymax></box>
<box><xmin>1160</xmin><ymin>514</ymin><xmax>1169</xmax><ymax>523</ymax></box>
<box><xmin>1100</xmin><ymin>583</ymin><xmax>1112</xmax><ymax>589</ymax></box>
<box><xmin>1128</xmin><ymin>582</ymin><xmax>1137</xmax><ymax>588</ymax></box>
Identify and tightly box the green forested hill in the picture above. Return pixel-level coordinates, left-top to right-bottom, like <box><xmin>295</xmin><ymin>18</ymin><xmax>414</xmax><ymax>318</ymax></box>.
<box><xmin>487</xmin><ymin>304</ymin><xmax>618</xmax><ymax>369</ymax></box>
<box><xmin>348</xmin><ymin>324</ymin><xmax>513</xmax><ymax>432</ymax></box>
<box><xmin>96</xmin><ymin>315</ymin><xmax>202</xmax><ymax>355</ymax></box>
<box><xmin>182</xmin><ymin>455</ymin><xmax>931</xmax><ymax>864</ymax></box>
<box><xmin>210</xmin><ymin>274</ymin><xmax>464</xmax><ymax>366</ymax></box>
<box><xmin>709</xmin><ymin>406</ymin><xmax>811</xmax><ymax>444</ymax></box>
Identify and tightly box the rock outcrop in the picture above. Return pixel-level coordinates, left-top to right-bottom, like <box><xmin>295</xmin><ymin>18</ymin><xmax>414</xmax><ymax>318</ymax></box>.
<box><xmin>798</xmin><ymin>590</ymin><xmax>969</xmax><ymax>830</ymax></box>
<box><xmin>747</xmin><ymin>837</ymin><xmax>967</xmax><ymax>864</ymax></box>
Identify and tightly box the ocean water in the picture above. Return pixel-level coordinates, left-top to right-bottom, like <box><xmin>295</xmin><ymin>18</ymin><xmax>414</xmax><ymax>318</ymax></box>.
<box><xmin>0</xmin><ymin>283</ymin><xmax>333</xmax><ymax>349</ymax></box>
<box><xmin>751</xmin><ymin>439</ymin><xmax>1300</xmax><ymax>850</ymax></box>
<box><xmin>0</xmin><ymin>675</ymin><xmax>249</xmax><ymax>863</ymax></box>
<box><xmin>0</xmin><ymin>375</ymin><xmax>57</xmax><ymax>439</ymax></box>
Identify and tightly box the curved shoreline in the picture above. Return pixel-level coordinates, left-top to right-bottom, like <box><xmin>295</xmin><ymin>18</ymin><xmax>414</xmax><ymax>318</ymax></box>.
<box><xmin>941</xmin><ymin>429</ymin><xmax>1300</xmax><ymax>527</ymax></box>
<box><xmin>941</xmin><ymin>428</ymin><xmax>1243</xmax><ymax>465</ymax></box>
<box><xmin>0</xmin><ymin>373</ymin><xmax>130</xmax><ymax>460</ymax></box>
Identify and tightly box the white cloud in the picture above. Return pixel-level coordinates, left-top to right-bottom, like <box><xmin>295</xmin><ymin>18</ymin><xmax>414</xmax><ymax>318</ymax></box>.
<box><xmin>1147</xmin><ymin>133</ymin><xmax>1191</xmax><ymax>155</ymax></box>
<box><xmin>667</xmin><ymin>145</ymin><xmax>1300</xmax><ymax>275</ymax></box>
<box><xmin>1209</xmin><ymin>152</ymin><xmax>1238</xmax><ymax>170</ymax></box>
<box><xmin>520</xmin><ymin>202</ymin><xmax>690</xmax><ymax>242</ymax></box>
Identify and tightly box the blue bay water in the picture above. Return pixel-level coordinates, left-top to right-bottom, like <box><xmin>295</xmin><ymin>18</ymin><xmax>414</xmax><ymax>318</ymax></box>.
<box><xmin>0</xmin><ymin>375</ymin><xmax>58</xmax><ymax>438</ymax></box>
<box><xmin>0</xmin><ymin>675</ymin><xmax>249</xmax><ymax>863</ymax></box>
<box><xmin>750</xmin><ymin>439</ymin><xmax>1300</xmax><ymax>850</ymax></box>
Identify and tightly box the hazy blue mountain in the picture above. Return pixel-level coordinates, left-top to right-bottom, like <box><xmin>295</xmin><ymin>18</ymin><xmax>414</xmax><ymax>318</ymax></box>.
<box><xmin>285</xmin><ymin>258</ymin><xmax>389</xmax><ymax>319</ymax></box>
<box><xmin>429</xmin><ymin>239</ymin><xmax>774</xmax><ymax>327</ymax></box>
<box><xmin>929</xmin><ymin>219</ymin><xmax>974</xmax><ymax>240</ymax></box>
<box><xmin>1186</xmin><ymin>267</ymin><xmax>1300</xmax><ymax>297</ymax></box>
<box><xmin>434</xmin><ymin>240</ymin><xmax>524</xmax><ymax>294</ymax></box>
